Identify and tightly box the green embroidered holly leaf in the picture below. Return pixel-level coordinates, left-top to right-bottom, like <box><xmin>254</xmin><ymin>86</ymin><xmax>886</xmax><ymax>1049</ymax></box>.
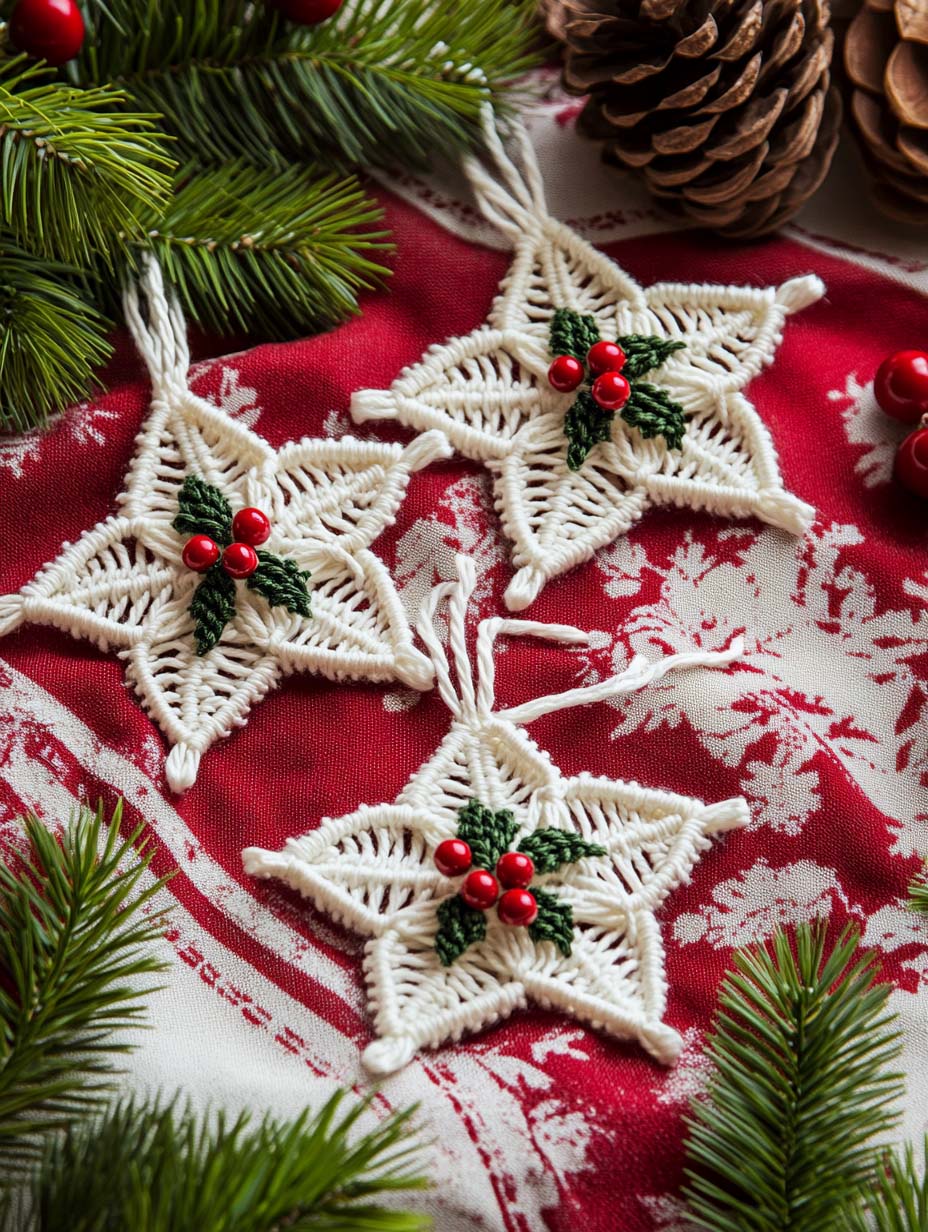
<box><xmin>621</xmin><ymin>382</ymin><xmax>687</xmax><ymax>450</ymax></box>
<box><xmin>518</xmin><ymin>829</ymin><xmax>606</xmax><ymax>874</ymax></box>
<box><xmin>616</xmin><ymin>334</ymin><xmax>686</xmax><ymax>381</ymax></box>
<box><xmin>435</xmin><ymin>894</ymin><xmax>487</xmax><ymax>967</ymax></box>
<box><xmin>190</xmin><ymin>566</ymin><xmax>236</xmax><ymax>656</ymax></box>
<box><xmin>550</xmin><ymin>307</ymin><xmax>600</xmax><ymax>362</ymax></box>
<box><xmin>456</xmin><ymin>799</ymin><xmax>519</xmax><ymax>871</ymax></box>
<box><xmin>172</xmin><ymin>476</ymin><xmax>234</xmax><ymax>545</ymax></box>
<box><xmin>528</xmin><ymin>888</ymin><xmax>574</xmax><ymax>957</ymax></box>
<box><xmin>247</xmin><ymin>552</ymin><xmax>312</xmax><ymax>618</ymax></box>
<box><xmin>564</xmin><ymin>391</ymin><xmax>614</xmax><ymax>471</ymax></box>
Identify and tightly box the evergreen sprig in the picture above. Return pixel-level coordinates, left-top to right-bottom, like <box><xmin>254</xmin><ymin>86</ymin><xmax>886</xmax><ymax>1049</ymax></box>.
<box><xmin>908</xmin><ymin>865</ymin><xmax>928</xmax><ymax>915</ymax></box>
<box><xmin>0</xmin><ymin>802</ymin><xmax>171</xmax><ymax>1184</ymax></box>
<box><xmin>30</xmin><ymin>1093</ymin><xmax>430</xmax><ymax>1232</ymax></box>
<box><xmin>683</xmin><ymin>922</ymin><xmax>904</xmax><ymax>1232</ymax></box>
<box><xmin>848</xmin><ymin>1138</ymin><xmax>928</xmax><ymax>1231</ymax></box>
<box><xmin>0</xmin><ymin>57</ymin><xmax>173</xmax><ymax>265</ymax></box>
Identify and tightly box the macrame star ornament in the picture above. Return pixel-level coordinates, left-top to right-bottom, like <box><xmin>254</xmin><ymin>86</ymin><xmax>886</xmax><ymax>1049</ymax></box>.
<box><xmin>351</xmin><ymin>115</ymin><xmax>822</xmax><ymax>611</ymax></box>
<box><xmin>0</xmin><ymin>263</ymin><xmax>451</xmax><ymax>792</ymax></box>
<box><xmin>244</xmin><ymin>556</ymin><xmax>749</xmax><ymax>1074</ymax></box>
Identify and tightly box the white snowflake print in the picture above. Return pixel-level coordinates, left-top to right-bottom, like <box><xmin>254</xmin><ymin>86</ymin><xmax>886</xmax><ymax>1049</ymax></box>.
<box><xmin>828</xmin><ymin>369</ymin><xmax>910</xmax><ymax>488</ymax></box>
<box><xmin>190</xmin><ymin>359</ymin><xmax>261</xmax><ymax>429</ymax></box>
<box><xmin>0</xmin><ymin>401</ymin><xmax>120</xmax><ymax>480</ymax></box>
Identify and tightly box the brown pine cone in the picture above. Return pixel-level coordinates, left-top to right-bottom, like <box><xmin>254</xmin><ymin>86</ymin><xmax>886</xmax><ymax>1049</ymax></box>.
<box><xmin>844</xmin><ymin>0</ymin><xmax>928</xmax><ymax>222</ymax></box>
<box><xmin>548</xmin><ymin>0</ymin><xmax>842</xmax><ymax>238</ymax></box>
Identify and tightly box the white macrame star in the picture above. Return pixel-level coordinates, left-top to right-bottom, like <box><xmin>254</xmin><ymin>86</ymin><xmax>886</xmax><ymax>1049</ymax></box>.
<box><xmin>0</xmin><ymin>263</ymin><xmax>451</xmax><ymax>792</ymax></box>
<box><xmin>352</xmin><ymin>115</ymin><xmax>821</xmax><ymax>611</ymax></box>
<box><xmin>244</xmin><ymin>556</ymin><xmax>749</xmax><ymax>1074</ymax></box>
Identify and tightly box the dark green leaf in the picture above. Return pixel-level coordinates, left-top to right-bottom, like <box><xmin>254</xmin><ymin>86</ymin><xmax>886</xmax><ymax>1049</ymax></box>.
<box><xmin>456</xmin><ymin>799</ymin><xmax>518</xmax><ymax>871</ymax></box>
<box><xmin>190</xmin><ymin>566</ymin><xmax>236</xmax><ymax>656</ymax></box>
<box><xmin>247</xmin><ymin>552</ymin><xmax>312</xmax><ymax>619</ymax></box>
<box><xmin>621</xmin><ymin>382</ymin><xmax>687</xmax><ymax>450</ymax></box>
<box><xmin>617</xmin><ymin>334</ymin><xmax>686</xmax><ymax>381</ymax></box>
<box><xmin>172</xmin><ymin>476</ymin><xmax>233</xmax><ymax>545</ymax></box>
<box><xmin>518</xmin><ymin>830</ymin><xmax>605</xmax><ymax>874</ymax></box>
<box><xmin>564</xmin><ymin>391</ymin><xmax>614</xmax><ymax>471</ymax></box>
<box><xmin>435</xmin><ymin>895</ymin><xmax>486</xmax><ymax>967</ymax></box>
<box><xmin>549</xmin><ymin>307</ymin><xmax>600</xmax><ymax>362</ymax></box>
<box><xmin>528</xmin><ymin>889</ymin><xmax>573</xmax><ymax>957</ymax></box>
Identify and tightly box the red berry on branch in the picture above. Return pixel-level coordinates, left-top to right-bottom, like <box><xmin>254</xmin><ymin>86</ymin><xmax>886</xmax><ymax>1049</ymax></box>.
<box><xmin>10</xmin><ymin>0</ymin><xmax>85</xmax><ymax>65</ymax></box>
<box><xmin>895</xmin><ymin>426</ymin><xmax>928</xmax><ymax>498</ymax></box>
<box><xmin>460</xmin><ymin>869</ymin><xmax>499</xmax><ymax>911</ymax></box>
<box><xmin>222</xmin><ymin>542</ymin><xmax>259</xmax><ymax>579</ymax></box>
<box><xmin>591</xmin><ymin>370</ymin><xmax>631</xmax><ymax>412</ymax></box>
<box><xmin>874</xmin><ymin>350</ymin><xmax>928</xmax><ymax>424</ymax></box>
<box><xmin>271</xmin><ymin>0</ymin><xmax>342</xmax><ymax>23</ymax></box>
<box><xmin>232</xmin><ymin>507</ymin><xmax>271</xmax><ymax>547</ymax></box>
<box><xmin>496</xmin><ymin>851</ymin><xmax>534</xmax><ymax>889</ymax></box>
<box><xmin>497</xmin><ymin>888</ymin><xmax>538</xmax><ymax>927</ymax></box>
<box><xmin>548</xmin><ymin>355</ymin><xmax>584</xmax><ymax>393</ymax></box>
<box><xmin>587</xmin><ymin>340</ymin><xmax>626</xmax><ymax>375</ymax></box>
<box><xmin>182</xmin><ymin>535</ymin><xmax>220</xmax><ymax>573</ymax></box>
<box><xmin>434</xmin><ymin>838</ymin><xmax>472</xmax><ymax>877</ymax></box>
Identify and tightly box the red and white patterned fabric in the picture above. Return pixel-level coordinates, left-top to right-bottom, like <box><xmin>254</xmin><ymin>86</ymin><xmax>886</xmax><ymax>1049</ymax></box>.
<box><xmin>1</xmin><ymin>82</ymin><xmax>927</xmax><ymax>1231</ymax></box>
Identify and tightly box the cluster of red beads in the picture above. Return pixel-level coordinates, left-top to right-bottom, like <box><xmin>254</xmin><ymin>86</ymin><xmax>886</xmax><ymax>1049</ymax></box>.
<box><xmin>873</xmin><ymin>349</ymin><xmax>928</xmax><ymax>498</ymax></box>
<box><xmin>434</xmin><ymin>839</ymin><xmax>539</xmax><ymax>927</ymax></box>
<box><xmin>181</xmin><ymin>508</ymin><xmax>271</xmax><ymax>578</ymax></box>
<box><xmin>547</xmin><ymin>340</ymin><xmax>631</xmax><ymax>413</ymax></box>
<box><xmin>9</xmin><ymin>0</ymin><xmax>85</xmax><ymax>65</ymax></box>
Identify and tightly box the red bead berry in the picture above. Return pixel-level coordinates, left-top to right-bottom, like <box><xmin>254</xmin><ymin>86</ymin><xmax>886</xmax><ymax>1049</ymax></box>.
<box><xmin>591</xmin><ymin>371</ymin><xmax>631</xmax><ymax>412</ymax></box>
<box><xmin>497</xmin><ymin>888</ymin><xmax>539</xmax><ymax>927</ymax></box>
<box><xmin>271</xmin><ymin>0</ymin><xmax>342</xmax><ymax>23</ymax></box>
<box><xmin>548</xmin><ymin>355</ymin><xmax>584</xmax><ymax>393</ymax></box>
<box><xmin>222</xmin><ymin>542</ymin><xmax>259</xmax><ymax>579</ymax></box>
<box><xmin>182</xmin><ymin>535</ymin><xmax>220</xmax><ymax>573</ymax></box>
<box><xmin>231</xmin><ymin>507</ymin><xmax>271</xmax><ymax>547</ymax></box>
<box><xmin>496</xmin><ymin>851</ymin><xmax>535</xmax><ymax>889</ymax></box>
<box><xmin>10</xmin><ymin>0</ymin><xmax>85</xmax><ymax>65</ymax></box>
<box><xmin>874</xmin><ymin>350</ymin><xmax>928</xmax><ymax>424</ymax></box>
<box><xmin>435</xmin><ymin>838</ymin><xmax>473</xmax><ymax>877</ymax></box>
<box><xmin>587</xmin><ymin>340</ymin><xmax>626</xmax><ymax>375</ymax></box>
<box><xmin>460</xmin><ymin>869</ymin><xmax>500</xmax><ymax>911</ymax></box>
<box><xmin>895</xmin><ymin>426</ymin><xmax>928</xmax><ymax>498</ymax></box>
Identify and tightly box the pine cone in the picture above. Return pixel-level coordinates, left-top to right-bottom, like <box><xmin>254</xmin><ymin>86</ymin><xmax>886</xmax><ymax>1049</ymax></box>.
<box><xmin>549</xmin><ymin>0</ymin><xmax>842</xmax><ymax>238</ymax></box>
<box><xmin>844</xmin><ymin>0</ymin><xmax>928</xmax><ymax>222</ymax></box>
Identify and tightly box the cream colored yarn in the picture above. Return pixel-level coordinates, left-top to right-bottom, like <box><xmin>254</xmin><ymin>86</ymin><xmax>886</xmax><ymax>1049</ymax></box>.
<box><xmin>352</xmin><ymin>113</ymin><xmax>822</xmax><ymax>611</ymax></box>
<box><xmin>244</xmin><ymin>555</ymin><xmax>749</xmax><ymax>1074</ymax></box>
<box><xmin>0</xmin><ymin>261</ymin><xmax>451</xmax><ymax>792</ymax></box>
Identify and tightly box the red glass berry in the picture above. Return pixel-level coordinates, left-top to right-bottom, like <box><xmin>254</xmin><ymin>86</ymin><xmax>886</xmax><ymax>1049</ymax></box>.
<box><xmin>591</xmin><ymin>371</ymin><xmax>631</xmax><ymax>412</ymax></box>
<box><xmin>496</xmin><ymin>851</ymin><xmax>535</xmax><ymax>889</ymax></box>
<box><xmin>460</xmin><ymin>869</ymin><xmax>499</xmax><ymax>911</ymax></box>
<box><xmin>895</xmin><ymin>426</ymin><xmax>928</xmax><ymax>498</ymax></box>
<box><xmin>874</xmin><ymin>350</ymin><xmax>928</xmax><ymax>424</ymax></box>
<box><xmin>548</xmin><ymin>355</ymin><xmax>584</xmax><ymax>393</ymax></box>
<box><xmin>182</xmin><ymin>535</ymin><xmax>220</xmax><ymax>573</ymax></box>
<box><xmin>272</xmin><ymin>0</ymin><xmax>342</xmax><ymax>23</ymax></box>
<box><xmin>10</xmin><ymin>0</ymin><xmax>85</xmax><ymax>65</ymax></box>
<box><xmin>232</xmin><ymin>507</ymin><xmax>271</xmax><ymax>547</ymax></box>
<box><xmin>435</xmin><ymin>838</ymin><xmax>472</xmax><ymax>877</ymax></box>
<box><xmin>222</xmin><ymin>542</ymin><xmax>259</xmax><ymax>579</ymax></box>
<box><xmin>587</xmin><ymin>340</ymin><xmax>626</xmax><ymax>375</ymax></box>
<box><xmin>497</xmin><ymin>888</ymin><xmax>539</xmax><ymax>927</ymax></box>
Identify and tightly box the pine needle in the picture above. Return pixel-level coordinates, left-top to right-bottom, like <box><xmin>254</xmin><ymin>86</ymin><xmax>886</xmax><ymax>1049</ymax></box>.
<box><xmin>0</xmin><ymin>802</ymin><xmax>172</xmax><ymax>1184</ymax></box>
<box><xmin>0</xmin><ymin>243</ymin><xmax>111</xmax><ymax>433</ymax></box>
<box><xmin>0</xmin><ymin>56</ymin><xmax>174</xmax><ymax>265</ymax></box>
<box><xmin>683</xmin><ymin>922</ymin><xmax>904</xmax><ymax>1232</ymax></box>
<box><xmin>848</xmin><ymin>1138</ymin><xmax>928</xmax><ymax>1232</ymax></box>
<box><xmin>32</xmin><ymin>1093</ymin><xmax>431</xmax><ymax>1231</ymax></box>
<box><xmin>908</xmin><ymin>867</ymin><xmax>928</xmax><ymax>915</ymax></box>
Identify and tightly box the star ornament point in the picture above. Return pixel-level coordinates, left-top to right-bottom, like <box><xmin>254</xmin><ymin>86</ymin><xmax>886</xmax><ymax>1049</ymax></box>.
<box><xmin>0</xmin><ymin>263</ymin><xmax>452</xmax><ymax>792</ymax></box>
<box><xmin>244</xmin><ymin>557</ymin><xmax>750</xmax><ymax>1073</ymax></box>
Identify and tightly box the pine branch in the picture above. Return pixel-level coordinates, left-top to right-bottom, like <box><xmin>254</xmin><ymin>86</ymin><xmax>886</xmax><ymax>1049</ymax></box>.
<box><xmin>31</xmin><ymin>1093</ymin><xmax>431</xmax><ymax>1231</ymax></box>
<box><xmin>0</xmin><ymin>56</ymin><xmax>173</xmax><ymax>265</ymax></box>
<box><xmin>683</xmin><ymin>922</ymin><xmax>904</xmax><ymax>1232</ymax></box>
<box><xmin>0</xmin><ymin>243</ymin><xmax>111</xmax><ymax>433</ymax></box>
<box><xmin>129</xmin><ymin>161</ymin><xmax>390</xmax><ymax>338</ymax></box>
<box><xmin>0</xmin><ymin>802</ymin><xmax>171</xmax><ymax>1185</ymax></box>
<box><xmin>908</xmin><ymin>866</ymin><xmax>928</xmax><ymax>915</ymax></box>
<box><xmin>848</xmin><ymin>1138</ymin><xmax>928</xmax><ymax>1232</ymax></box>
<box><xmin>75</xmin><ymin>0</ymin><xmax>539</xmax><ymax>169</ymax></box>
